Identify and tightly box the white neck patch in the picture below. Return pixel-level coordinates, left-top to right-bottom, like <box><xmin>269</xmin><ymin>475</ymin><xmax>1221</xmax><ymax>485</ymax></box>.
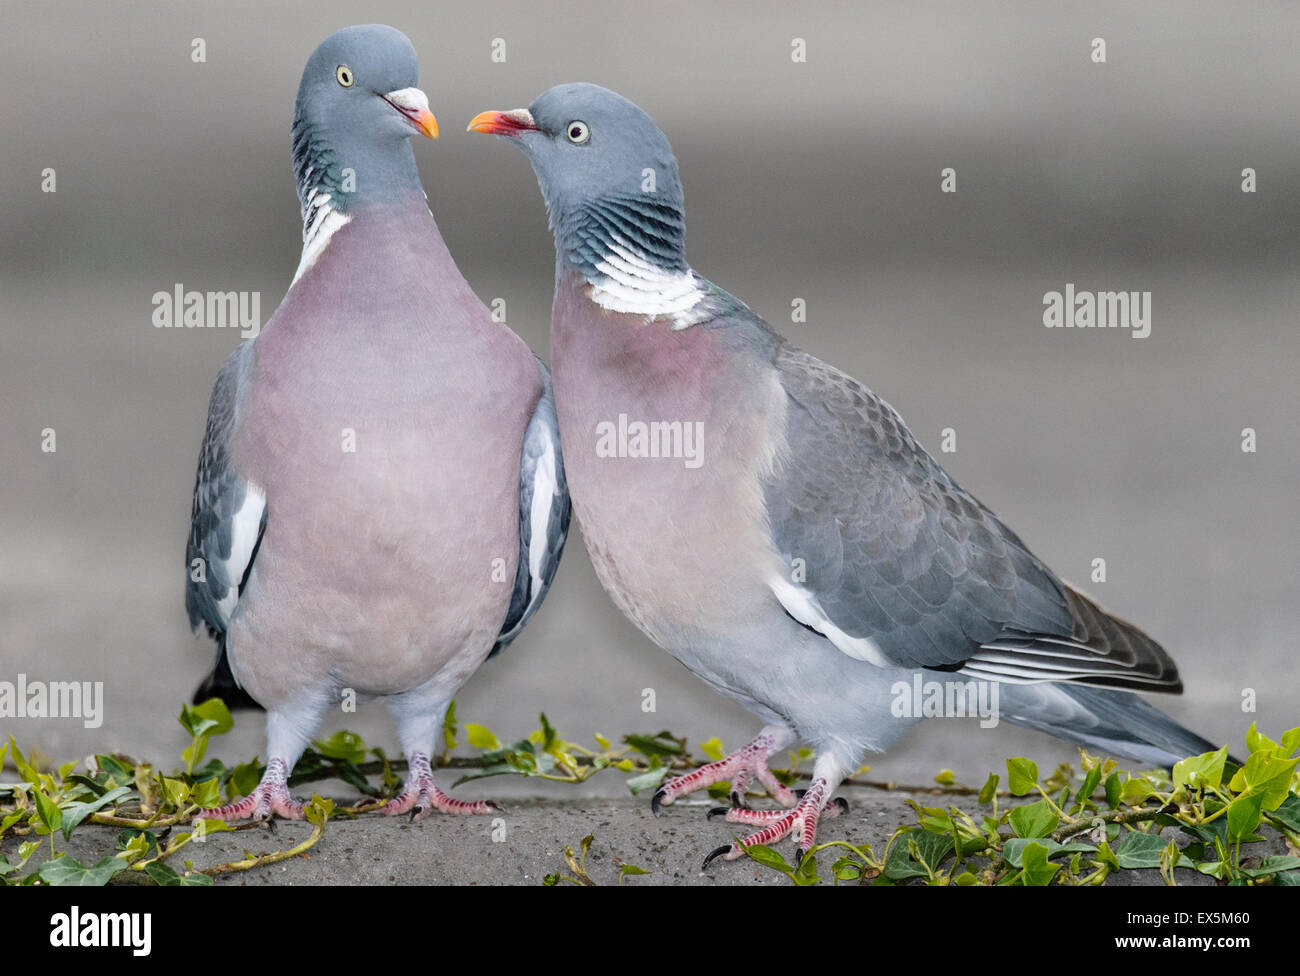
<box><xmin>292</xmin><ymin>186</ymin><xmax>351</xmax><ymax>285</ymax></box>
<box><xmin>585</xmin><ymin>233</ymin><xmax>707</xmax><ymax>329</ymax></box>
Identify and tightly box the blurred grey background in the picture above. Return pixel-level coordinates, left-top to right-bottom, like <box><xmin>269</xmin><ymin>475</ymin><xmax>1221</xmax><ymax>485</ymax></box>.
<box><xmin>1</xmin><ymin>1</ymin><xmax>1296</xmax><ymax>792</ymax></box>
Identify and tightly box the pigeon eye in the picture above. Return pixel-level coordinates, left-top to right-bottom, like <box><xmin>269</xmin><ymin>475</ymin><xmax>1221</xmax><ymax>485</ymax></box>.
<box><xmin>336</xmin><ymin>65</ymin><xmax>354</xmax><ymax>87</ymax></box>
<box><xmin>566</xmin><ymin>121</ymin><xmax>590</xmax><ymax>144</ymax></box>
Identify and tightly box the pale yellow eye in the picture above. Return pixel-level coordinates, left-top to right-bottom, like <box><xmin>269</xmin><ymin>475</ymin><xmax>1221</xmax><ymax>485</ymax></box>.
<box><xmin>566</xmin><ymin>120</ymin><xmax>590</xmax><ymax>144</ymax></box>
<box><xmin>336</xmin><ymin>64</ymin><xmax>354</xmax><ymax>87</ymax></box>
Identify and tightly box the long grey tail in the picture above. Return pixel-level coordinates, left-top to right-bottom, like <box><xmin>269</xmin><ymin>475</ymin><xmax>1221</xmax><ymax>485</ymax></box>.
<box><xmin>997</xmin><ymin>682</ymin><xmax>1234</xmax><ymax>769</ymax></box>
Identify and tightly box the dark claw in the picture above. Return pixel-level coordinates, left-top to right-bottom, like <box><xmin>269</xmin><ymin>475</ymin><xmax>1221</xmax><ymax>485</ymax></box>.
<box><xmin>834</xmin><ymin>797</ymin><xmax>849</xmax><ymax>814</ymax></box>
<box><xmin>484</xmin><ymin>799</ymin><xmax>503</xmax><ymax>812</ymax></box>
<box><xmin>651</xmin><ymin>787</ymin><xmax>667</xmax><ymax>818</ymax></box>
<box><xmin>701</xmin><ymin>845</ymin><xmax>733</xmax><ymax>870</ymax></box>
<box><xmin>730</xmin><ymin>791</ymin><xmax>745</xmax><ymax>809</ymax></box>
<box><xmin>707</xmin><ymin>806</ymin><xmax>730</xmax><ymax>820</ymax></box>
<box><xmin>793</xmin><ymin>788</ymin><xmax>807</xmax><ymax>799</ymax></box>
<box><xmin>796</xmin><ymin>846</ymin><xmax>808</xmax><ymax>864</ymax></box>
<box><xmin>409</xmin><ymin>805</ymin><xmax>423</xmax><ymax>822</ymax></box>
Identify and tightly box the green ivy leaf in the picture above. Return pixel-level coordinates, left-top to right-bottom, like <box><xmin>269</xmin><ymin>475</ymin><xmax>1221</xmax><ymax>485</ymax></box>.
<box><xmin>312</xmin><ymin>730</ymin><xmax>367</xmax><ymax>764</ymax></box>
<box><xmin>1229</xmin><ymin>751</ymin><xmax>1298</xmax><ymax>811</ymax></box>
<box><xmin>32</xmin><ymin>788</ymin><xmax>62</xmax><ymax>832</ymax></box>
<box><xmin>883</xmin><ymin>832</ymin><xmax>929</xmax><ymax>881</ymax></box>
<box><xmin>1119</xmin><ymin>776</ymin><xmax>1156</xmax><ymax>806</ymax></box>
<box><xmin>60</xmin><ymin>785</ymin><xmax>131</xmax><ymax>840</ymax></box>
<box><xmin>1225</xmin><ymin>791</ymin><xmax>1265</xmax><ymax>841</ymax></box>
<box><xmin>743</xmin><ymin>844</ymin><xmax>793</xmax><ymax>872</ymax></box>
<box><xmin>38</xmin><ymin>856</ymin><xmax>125</xmax><ymax>886</ymax></box>
<box><xmin>1172</xmin><ymin>746</ymin><xmax>1227</xmax><ymax>792</ymax></box>
<box><xmin>464</xmin><ymin>724</ymin><xmax>502</xmax><ymax>751</ymax></box>
<box><xmin>1073</xmin><ymin>765</ymin><xmax>1102</xmax><ymax>808</ymax></box>
<box><xmin>911</xmin><ymin>830</ymin><xmax>954</xmax><ymax>872</ymax></box>
<box><xmin>699</xmin><ymin>737</ymin><xmax>725</xmax><ymax>761</ymax></box>
<box><xmin>144</xmin><ymin>861</ymin><xmax>213</xmax><ymax>886</ymax></box>
<box><xmin>1113</xmin><ymin>830</ymin><xmax>1167</xmax><ymax>869</ymax></box>
<box><xmin>1003</xmin><ymin>837</ymin><xmax>1096</xmax><ymax>867</ymax></box>
<box><xmin>832</xmin><ymin>856</ymin><xmax>863</xmax><ymax>881</ymax></box>
<box><xmin>1008</xmin><ymin>799</ymin><xmax>1059</xmax><ymax>839</ymax></box>
<box><xmin>624</xmin><ymin>732</ymin><xmax>685</xmax><ymax>758</ymax></box>
<box><xmin>1103</xmin><ymin>772</ymin><xmax>1122</xmax><ymax>808</ymax></box>
<box><xmin>625</xmin><ymin>768</ymin><xmax>669</xmax><ymax>795</ymax></box>
<box><xmin>1266</xmin><ymin>793</ymin><xmax>1300</xmax><ymax>832</ymax></box>
<box><xmin>190</xmin><ymin>699</ymin><xmax>234</xmax><ymax>735</ymax></box>
<box><xmin>1006</xmin><ymin>757</ymin><xmax>1038</xmax><ymax>796</ymax></box>
<box><xmin>1240</xmin><ymin>855</ymin><xmax>1300</xmax><ymax>880</ymax></box>
<box><xmin>1018</xmin><ymin>843</ymin><xmax>1061</xmax><ymax>886</ymax></box>
<box><xmin>977</xmin><ymin>773</ymin><xmax>999</xmax><ymax>805</ymax></box>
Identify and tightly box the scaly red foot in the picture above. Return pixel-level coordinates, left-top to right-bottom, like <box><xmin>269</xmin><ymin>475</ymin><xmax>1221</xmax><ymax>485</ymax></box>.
<box><xmin>380</xmin><ymin>751</ymin><xmax>498</xmax><ymax>819</ymax></box>
<box><xmin>702</xmin><ymin>777</ymin><xmax>844</xmax><ymax>867</ymax></box>
<box><xmin>200</xmin><ymin>758</ymin><xmax>304</xmax><ymax>822</ymax></box>
<box><xmin>652</xmin><ymin>731</ymin><xmax>800</xmax><ymax>814</ymax></box>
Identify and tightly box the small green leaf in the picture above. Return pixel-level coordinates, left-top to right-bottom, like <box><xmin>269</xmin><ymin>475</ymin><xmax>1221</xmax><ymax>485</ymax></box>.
<box><xmin>699</xmin><ymin>737</ymin><xmax>725</xmax><ymax>761</ymax></box>
<box><xmin>32</xmin><ymin>789</ymin><xmax>62</xmax><ymax>832</ymax></box>
<box><xmin>977</xmin><ymin>773</ymin><xmax>999</xmax><ymax>805</ymax></box>
<box><xmin>1225</xmin><ymin>791</ymin><xmax>1265</xmax><ymax>841</ymax></box>
<box><xmin>190</xmin><ymin>698</ymin><xmax>234</xmax><ymax>735</ymax></box>
<box><xmin>1073</xmin><ymin>766</ymin><xmax>1102</xmax><ymax>808</ymax></box>
<box><xmin>313</xmin><ymin>730</ymin><xmax>367</xmax><ymax>764</ymax></box>
<box><xmin>624</xmin><ymin>732</ymin><xmax>685</xmax><ymax>758</ymax></box>
<box><xmin>743</xmin><ymin>844</ymin><xmax>793</xmax><ymax>872</ymax></box>
<box><xmin>934</xmin><ymin>769</ymin><xmax>956</xmax><ymax>786</ymax></box>
<box><xmin>442</xmin><ymin>700</ymin><xmax>458</xmax><ymax>751</ymax></box>
<box><xmin>61</xmin><ymin>785</ymin><xmax>131</xmax><ymax>840</ymax></box>
<box><xmin>144</xmin><ymin>861</ymin><xmax>213</xmax><ymax>886</ymax></box>
<box><xmin>625</xmin><ymin>767</ymin><xmax>669</xmax><ymax>795</ymax></box>
<box><xmin>464</xmin><ymin>724</ymin><xmax>502</xmax><ymax>751</ymax></box>
<box><xmin>1006</xmin><ymin>757</ymin><xmax>1038</xmax><ymax>796</ymax></box>
<box><xmin>1103</xmin><ymin>772</ymin><xmax>1122</xmax><ymax>808</ymax></box>
<box><xmin>1119</xmin><ymin>776</ymin><xmax>1155</xmax><ymax>806</ymax></box>
<box><xmin>832</xmin><ymin>856</ymin><xmax>863</xmax><ymax>881</ymax></box>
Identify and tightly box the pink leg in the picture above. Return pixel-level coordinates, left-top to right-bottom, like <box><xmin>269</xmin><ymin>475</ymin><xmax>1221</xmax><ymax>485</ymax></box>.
<box><xmin>200</xmin><ymin>758</ymin><xmax>304</xmax><ymax>822</ymax></box>
<box><xmin>653</xmin><ymin>728</ymin><xmax>799</xmax><ymax>814</ymax></box>
<box><xmin>380</xmin><ymin>752</ymin><xmax>498</xmax><ymax>819</ymax></box>
<box><xmin>703</xmin><ymin>777</ymin><xmax>841</xmax><ymax>867</ymax></box>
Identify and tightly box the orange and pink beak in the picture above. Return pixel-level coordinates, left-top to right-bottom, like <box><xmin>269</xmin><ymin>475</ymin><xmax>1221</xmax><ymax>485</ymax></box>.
<box><xmin>381</xmin><ymin>87</ymin><xmax>439</xmax><ymax>139</ymax></box>
<box><xmin>466</xmin><ymin>109</ymin><xmax>540</xmax><ymax>137</ymax></box>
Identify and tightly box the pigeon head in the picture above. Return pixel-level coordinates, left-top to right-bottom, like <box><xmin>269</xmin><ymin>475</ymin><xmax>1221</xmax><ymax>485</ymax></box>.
<box><xmin>469</xmin><ymin>84</ymin><xmax>688</xmax><ymax>275</ymax></box>
<box><xmin>292</xmin><ymin>25</ymin><xmax>437</xmax><ymax>226</ymax></box>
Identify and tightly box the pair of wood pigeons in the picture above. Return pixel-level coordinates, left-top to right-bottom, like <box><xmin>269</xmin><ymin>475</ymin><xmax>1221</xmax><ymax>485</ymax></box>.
<box><xmin>185</xmin><ymin>25</ymin><xmax>1220</xmax><ymax>864</ymax></box>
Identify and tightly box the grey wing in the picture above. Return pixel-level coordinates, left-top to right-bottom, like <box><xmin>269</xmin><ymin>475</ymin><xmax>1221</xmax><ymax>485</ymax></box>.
<box><xmin>765</xmin><ymin>345</ymin><xmax>1181</xmax><ymax>692</ymax></box>
<box><xmin>489</xmin><ymin>357</ymin><xmax>571</xmax><ymax>658</ymax></box>
<box><xmin>185</xmin><ymin>342</ymin><xmax>266</xmax><ymax>703</ymax></box>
